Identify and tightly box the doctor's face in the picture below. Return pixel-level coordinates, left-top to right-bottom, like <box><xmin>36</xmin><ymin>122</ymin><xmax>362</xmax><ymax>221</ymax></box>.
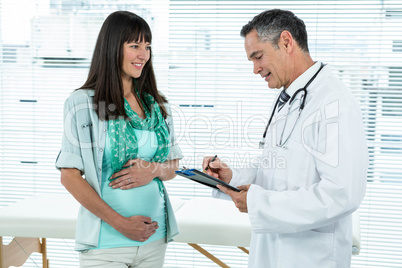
<box><xmin>244</xmin><ymin>30</ymin><xmax>291</xmax><ymax>89</ymax></box>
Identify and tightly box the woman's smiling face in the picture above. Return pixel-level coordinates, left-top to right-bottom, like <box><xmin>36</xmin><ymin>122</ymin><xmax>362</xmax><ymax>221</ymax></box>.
<box><xmin>121</xmin><ymin>41</ymin><xmax>151</xmax><ymax>80</ymax></box>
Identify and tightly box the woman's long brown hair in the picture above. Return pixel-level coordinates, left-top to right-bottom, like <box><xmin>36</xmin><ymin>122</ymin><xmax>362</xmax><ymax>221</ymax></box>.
<box><xmin>79</xmin><ymin>11</ymin><xmax>168</xmax><ymax>120</ymax></box>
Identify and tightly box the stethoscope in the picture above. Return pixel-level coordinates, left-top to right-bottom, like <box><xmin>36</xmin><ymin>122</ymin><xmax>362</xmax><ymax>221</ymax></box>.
<box><xmin>259</xmin><ymin>63</ymin><xmax>325</xmax><ymax>149</ymax></box>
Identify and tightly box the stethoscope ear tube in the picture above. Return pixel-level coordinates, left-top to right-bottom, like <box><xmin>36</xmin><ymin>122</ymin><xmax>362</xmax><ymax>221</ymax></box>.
<box><xmin>289</xmin><ymin>88</ymin><xmax>307</xmax><ymax>110</ymax></box>
<box><xmin>259</xmin><ymin>62</ymin><xmax>325</xmax><ymax>149</ymax></box>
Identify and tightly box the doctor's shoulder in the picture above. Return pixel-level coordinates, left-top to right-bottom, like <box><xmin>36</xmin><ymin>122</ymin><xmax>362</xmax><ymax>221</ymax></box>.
<box><xmin>312</xmin><ymin>76</ymin><xmax>352</xmax><ymax>104</ymax></box>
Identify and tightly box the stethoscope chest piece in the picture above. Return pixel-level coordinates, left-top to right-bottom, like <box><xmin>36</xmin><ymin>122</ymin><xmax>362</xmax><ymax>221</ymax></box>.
<box><xmin>259</xmin><ymin>140</ymin><xmax>265</xmax><ymax>149</ymax></box>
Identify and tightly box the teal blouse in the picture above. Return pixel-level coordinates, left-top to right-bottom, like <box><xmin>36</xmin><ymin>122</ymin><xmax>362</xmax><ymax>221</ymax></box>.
<box><xmin>96</xmin><ymin>129</ymin><xmax>166</xmax><ymax>249</ymax></box>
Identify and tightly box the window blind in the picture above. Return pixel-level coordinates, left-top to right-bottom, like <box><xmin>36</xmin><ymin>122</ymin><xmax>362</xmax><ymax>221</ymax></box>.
<box><xmin>1</xmin><ymin>0</ymin><xmax>402</xmax><ymax>267</ymax></box>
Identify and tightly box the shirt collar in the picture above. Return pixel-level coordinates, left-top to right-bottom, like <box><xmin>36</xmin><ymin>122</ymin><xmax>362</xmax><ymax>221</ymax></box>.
<box><xmin>285</xmin><ymin>61</ymin><xmax>322</xmax><ymax>97</ymax></box>
<box><xmin>88</xmin><ymin>89</ymin><xmax>95</xmax><ymax>96</ymax></box>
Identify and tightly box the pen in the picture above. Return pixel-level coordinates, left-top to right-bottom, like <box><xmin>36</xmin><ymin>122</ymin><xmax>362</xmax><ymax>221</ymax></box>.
<box><xmin>205</xmin><ymin>155</ymin><xmax>217</xmax><ymax>171</ymax></box>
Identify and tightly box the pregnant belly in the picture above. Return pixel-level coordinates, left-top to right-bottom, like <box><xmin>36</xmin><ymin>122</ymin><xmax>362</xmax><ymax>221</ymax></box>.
<box><xmin>102</xmin><ymin>179</ymin><xmax>164</xmax><ymax>218</ymax></box>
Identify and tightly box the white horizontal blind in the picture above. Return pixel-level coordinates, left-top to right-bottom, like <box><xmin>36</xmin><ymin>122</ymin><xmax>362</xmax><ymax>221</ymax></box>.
<box><xmin>0</xmin><ymin>1</ymin><xmax>165</xmax><ymax>199</ymax></box>
<box><xmin>0</xmin><ymin>1</ymin><xmax>174</xmax><ymax>268</ymax></box>
<box><xmin>1</xmin><ymin>0</ymin><xmax>402</xmax><ymax>268</ymax></box>
<box><xmin>166</xmin><ymin>0</ymin><xmax>272</xmax><ymax>199</ymax></box>
<box><xmin>166</xmin><ymin>1</ymin><xmax>402</xmax><ymax>267</ymax></box>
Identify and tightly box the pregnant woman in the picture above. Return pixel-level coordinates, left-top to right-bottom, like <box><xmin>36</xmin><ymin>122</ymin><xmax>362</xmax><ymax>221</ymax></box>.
<box><xmin>56</xmin><ymin>11</ymin><xmax>183</xmax><ymax>268</ymax></box>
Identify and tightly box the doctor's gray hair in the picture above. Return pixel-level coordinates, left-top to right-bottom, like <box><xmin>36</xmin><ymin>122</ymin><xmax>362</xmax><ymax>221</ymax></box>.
<box><xmin>240</xmin><ymin>9</ymin><xmax>309</xmax><ymax>53</ymax></box>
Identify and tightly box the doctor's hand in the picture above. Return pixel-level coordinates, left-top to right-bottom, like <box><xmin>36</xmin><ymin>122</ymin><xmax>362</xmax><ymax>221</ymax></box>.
<box><xmin>109</xmin><ymin>159</ymin><xmax>156</xmax><ymax>190</ymax></box>
<box><xmin>217</xmin><ymin>184</ymin><xmax>250</xmax><ymax>213</ymax></box>
<box><xmin>202</xmin><ymin>156</ymin><xmax>233</xmax><ymax>184</ymax></box>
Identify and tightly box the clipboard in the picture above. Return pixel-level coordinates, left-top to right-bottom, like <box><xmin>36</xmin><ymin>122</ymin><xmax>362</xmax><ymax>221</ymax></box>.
<box><xmin>175</xmin><ymin>168</ymin><xmax>241</xmax><ymax>192</ymax></box>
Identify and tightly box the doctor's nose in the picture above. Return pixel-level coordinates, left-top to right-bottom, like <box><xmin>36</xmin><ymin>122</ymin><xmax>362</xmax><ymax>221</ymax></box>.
<box><xmin>253</xmin><ymin>63</ymin><xmax>262</xmax><ymax>75</ymax></box>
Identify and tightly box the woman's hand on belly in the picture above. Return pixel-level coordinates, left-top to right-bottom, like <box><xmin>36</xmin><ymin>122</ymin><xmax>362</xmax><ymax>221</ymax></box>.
<box><xmin>115</xmin><ymin>215</ymin><xmax>159</xmax><ymax>242</ymax></box>
<box><xmin>109</xmin><ymin>158</ymin><xmax>158</xmax><ymax>190</ymax></box>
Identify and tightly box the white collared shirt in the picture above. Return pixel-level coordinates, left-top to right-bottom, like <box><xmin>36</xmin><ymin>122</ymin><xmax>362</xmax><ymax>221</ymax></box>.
<box><xmin>285</xmin><ymin>61</ymin><xmax>322</xmax><ymax>96</ymax></box>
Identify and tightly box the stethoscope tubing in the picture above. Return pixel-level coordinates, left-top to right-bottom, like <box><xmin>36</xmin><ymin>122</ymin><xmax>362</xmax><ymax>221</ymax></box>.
<box><xmin>260</xmin><ymin>63</ymin><xmax>325</xmax><ymax>149</ymax></box>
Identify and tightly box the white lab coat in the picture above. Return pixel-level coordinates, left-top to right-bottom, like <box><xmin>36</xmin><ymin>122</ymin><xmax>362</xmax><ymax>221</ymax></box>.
<box><xmin>216</xmin><ymin>64</ymin><xmax>368</xmax><ymax>268</ymax></box>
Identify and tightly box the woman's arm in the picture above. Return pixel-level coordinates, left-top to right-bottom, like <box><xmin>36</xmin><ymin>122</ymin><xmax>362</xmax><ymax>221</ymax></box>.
<box><xmin>61</xmin><ymin>168</ymin><xmax>159</xmax><ymax>242</ymax></box>
<box><xmin>153</xmin><ymin>159</ymin><xmax>180</xmax><ymax>181</ymax></box>
<box><xmin>109</xmin><ymin>158</ymin><xmax>179</xmax><ymax>190</ymax></box>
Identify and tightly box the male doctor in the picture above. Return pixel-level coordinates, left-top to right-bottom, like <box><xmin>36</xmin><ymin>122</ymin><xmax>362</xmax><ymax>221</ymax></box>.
<box><xmin>203</xmin><ymin>9</ymin><xmax>368</xmax><ymax>268</ymax></box>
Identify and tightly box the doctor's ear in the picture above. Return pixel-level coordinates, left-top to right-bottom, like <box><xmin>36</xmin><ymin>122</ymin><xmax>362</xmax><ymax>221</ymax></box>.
<box><xmin>280</xmin><ymin>31</ymin><xmax>293</xmax><ymax>51</ymax></box>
